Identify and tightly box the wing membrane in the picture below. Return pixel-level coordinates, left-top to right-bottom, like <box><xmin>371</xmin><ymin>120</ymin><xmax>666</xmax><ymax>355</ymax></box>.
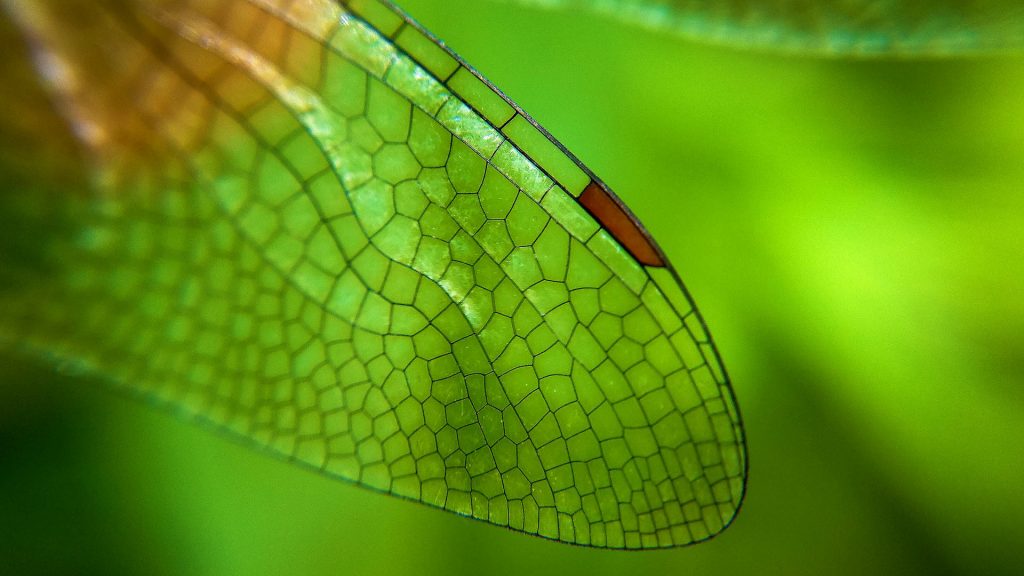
<box><xmin>0</xmin><ymin>0</ymin><xmax>745</xmax><ymax>548</ymax></box>
<box><xmin>503</xmin><ymin>0</ymin><xmax>1024</xmax><ymax>56</ymax></box>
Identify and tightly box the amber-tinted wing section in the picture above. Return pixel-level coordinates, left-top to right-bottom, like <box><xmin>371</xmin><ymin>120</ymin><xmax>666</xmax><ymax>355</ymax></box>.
<box><xmin>578</xmin><ymin>182</ymin><xmax>664</xmax><ymax>267</ymax></box>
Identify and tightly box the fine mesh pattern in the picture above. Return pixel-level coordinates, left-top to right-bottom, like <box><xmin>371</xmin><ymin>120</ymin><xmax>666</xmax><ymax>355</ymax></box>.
<box><xmin>1</xmin><ymin>0</ymin><xmax>746</xmax><ymax>548</ymax></box>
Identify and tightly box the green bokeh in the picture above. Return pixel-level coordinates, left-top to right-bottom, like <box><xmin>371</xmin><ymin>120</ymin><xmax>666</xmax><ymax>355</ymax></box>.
<box><xmin>3</xmin><ymin>0</ymin><xmax>1023</xmax><ymax>574</ymax></box>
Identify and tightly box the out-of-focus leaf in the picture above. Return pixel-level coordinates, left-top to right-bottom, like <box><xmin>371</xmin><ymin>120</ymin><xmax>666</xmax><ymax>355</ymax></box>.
<box><xmin>506</xmin><ymin>0</ymin><xmax>1024</xmax><ymax>56</ymax></box>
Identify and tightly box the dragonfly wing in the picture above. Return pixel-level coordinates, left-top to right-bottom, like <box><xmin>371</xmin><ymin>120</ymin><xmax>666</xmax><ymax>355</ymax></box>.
<box><xmin>502</xmin><ymin>0</ymin><xmax>1024</xmax><ymax>56</ymax></box>
<box><xmin>0</xmin><ymin>0</ymin><xmax>745</xmax><ymax>548</ymax></box>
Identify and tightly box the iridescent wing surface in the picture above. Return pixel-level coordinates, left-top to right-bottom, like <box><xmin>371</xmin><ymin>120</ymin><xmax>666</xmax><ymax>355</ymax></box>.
<box><xmin>0</xmin><ymin>0</ymin><xmax>745</xmax><ymax>548</ymax></box>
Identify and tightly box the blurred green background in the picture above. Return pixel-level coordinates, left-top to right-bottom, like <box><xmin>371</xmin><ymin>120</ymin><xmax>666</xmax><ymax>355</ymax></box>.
<box><xmin>2</xmin><ymin>0</ymin><xmax>1023</xmax><ymax>574</ymax></box>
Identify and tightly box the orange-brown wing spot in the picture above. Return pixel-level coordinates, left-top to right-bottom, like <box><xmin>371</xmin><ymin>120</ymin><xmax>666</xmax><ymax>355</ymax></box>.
<box><xmin>578</xmin><ymin>181</ymin><xmax>665</xmax><ymax>267</ymax></box>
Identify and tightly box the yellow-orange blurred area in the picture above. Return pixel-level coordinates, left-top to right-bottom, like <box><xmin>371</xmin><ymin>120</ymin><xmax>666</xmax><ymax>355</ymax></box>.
<box><xmin>0</xmin><ymin>0</ymin><xmax>341</xmax><ymax>164</ymax></box>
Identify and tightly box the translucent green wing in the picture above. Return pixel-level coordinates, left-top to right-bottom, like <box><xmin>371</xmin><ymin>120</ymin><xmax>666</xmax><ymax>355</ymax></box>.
<box><xmin>507</xmin><ymin>0</ymin><xmax>1024</xmax><ymax>56</ymax></box>
<box><xmin>0</xmin><ymin>0</ymin><xmax>745</xmax><ymax>548</ymax></box>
